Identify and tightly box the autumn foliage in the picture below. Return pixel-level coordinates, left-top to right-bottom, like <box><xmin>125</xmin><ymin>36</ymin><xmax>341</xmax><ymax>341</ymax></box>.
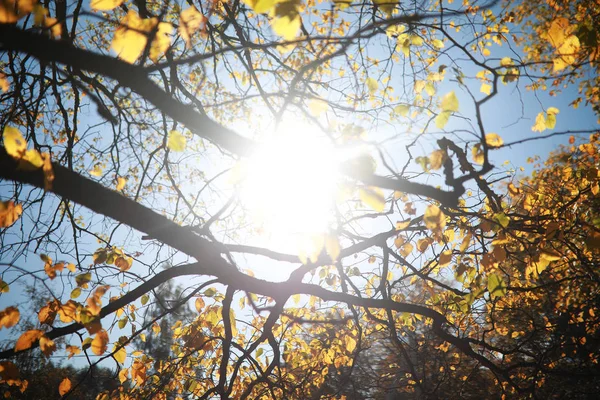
<box><xmin>0</xmin><ymin>0</ymin><xmax>599</xmax><ymax>399</ymax></box>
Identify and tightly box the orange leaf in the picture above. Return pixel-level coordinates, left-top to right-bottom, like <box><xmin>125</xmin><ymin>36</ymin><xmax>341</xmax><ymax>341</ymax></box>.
<box><xmin>14</xmin><ymin>329</ymin><xmax>43</xmax><ymax>352</ymax></box>
<box><xmin>91</xmin><ymin>330</ymin><xmax>109</xmax><ymax>355</ymax></box>
<box><xmin>58</xmin><ymin>377</ymin><xmax>71</xmax><ymax>396</ymax></box>
<box><xmin>0</xmin><ymin>306</ymin><xmax>20</xmax><ymax>329</ymax></box>
<box><xmin>0</xmin><ymin>200</ymin><xmax>23</xmax><ymax>228</ymax></box>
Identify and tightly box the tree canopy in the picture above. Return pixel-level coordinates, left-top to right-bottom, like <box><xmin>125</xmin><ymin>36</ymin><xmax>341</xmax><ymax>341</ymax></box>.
<box><xmin>0</xmin><ymin>0</ymin><xmax>599</xmax><ymax>398</ymax></box>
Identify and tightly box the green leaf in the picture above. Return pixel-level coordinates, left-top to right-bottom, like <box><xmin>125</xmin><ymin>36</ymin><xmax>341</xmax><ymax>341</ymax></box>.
<box><xmin>204</xmin><ymin>288</ymin><xmax>216</xmax><ymax>297</ymax></box>
<box><xmin>494</xmin><ymin>212</ymin><xmax>510</xmax><ymax>228</ymax></box>
<box><xmin>70</xmin><ymin>287</ymin><xmax>82</xmax><ymax>299</ymax></box>
<box><xmin>487</xmin><ymin>273</ymin><xmax>507</xmax><ymax>299</ymax></box>
<box><xmin>75</xmin><ymin>272</ymin><xmax>91</xmax><ymax>287</ymax></box>
<box><xmin>141</xmin><ymin>294</ymin><xmax>149</xmax><ymax>305</ymax></box>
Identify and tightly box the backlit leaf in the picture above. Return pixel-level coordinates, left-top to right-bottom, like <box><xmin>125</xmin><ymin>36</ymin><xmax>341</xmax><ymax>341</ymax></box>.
<box><xmin>90</xmin><ymin>0</ymin><xmax>123</xmax><ymax>11</ymax></box>
<box><xmin>39</xmin><ymin>335</ymin><xmax>56</xmax><ymax>357</ymax></box>
<box><xmin>14</xmin><ymin>329</ymin><xmax>43</xmax><ymax>352</ymax></box>
<box><xmin>487</xmin><ymin>273</ymin><xmax>507</xmax><ymax>299</ymax></box>
<box><xmin>113</xmin><ymin>344</ymin><xmax>126</xmax><ymax>364</ymax></box>
<box><xmin>472</xmin><ymin>143</ymin><xmax>484</xmax><ymax>164</ymax></box>
<box><xmin>59</xmin><ymin>377</ymin><xmax>71</xmax><ymax>396</ymax></box>
<box><xmin>440</xmin><ymin>91</ymin><xmax>459</xmax><ymax>112</ymax></box>
<box><xmin>485</xmin><ymin>133</ymin><xmax>504</xmax><ymax>148</ymax></box>
<box><xmin>271</xmin><ymin>11</ymin><xmax>300</xmax><ymax>41</ymax></box>
<box><xmin>434</xmin><ymin>111</ymin><xmax>451</xmax><ymax>129</ymax></box>
<box><xmin>359</xmin><ymin>187</ymin><xmax>386</xmax><ymax>212</ymax></box>
<box><xmin>429</xmin><ymin>149</ymin><xmax>446</xmax><ymax>170</ymax></box>
<box><xmin>179</xmin><ymin>6</ymin><xmax>204</xmax><ymax>48</ymax></box>
<box><xmin>0</xmin><ymin>201</ymin><xmax>23</xmax><ymax>228</ymax></box>
<box><xmin>365</xmin><ymin>77</ymin><xmax>378</xmax><ymax>94</ymax></box>
<box><xmin>0</xmin><ymin>306</ymin><xmax>20</xmax><ymax>329</ymax></box>
<box><xmin>424</xmin><ymin>204</ymin><xmax>446</xmax><ymax>231</ymax></box>
<box><xmin>480</xmin><ymin>83</ymin><xmax>492</xmax><ymax>95</ymax></box>
<box><xmin>167</xmin><ymin>130</ymin><xmax>186</xmax><ymax>152</ymax></box>
<box><xmin>325</xmin><ymin>234</ymin><xmax>341</xmax><ymax>261</ymax></box>
<box><xmin>116</xmin><ymin>177</ymin><xmax>127</xmax><ymax>191</ymax></box>
<box><xmin>91</xmin><ymin>330</ymin><xmax>109</xmax><ymax>355</ymax></box>
<box><xmin>3</xmin><ymin>126</ymin><xmax>27</xmax><ymax>159</ymax></box>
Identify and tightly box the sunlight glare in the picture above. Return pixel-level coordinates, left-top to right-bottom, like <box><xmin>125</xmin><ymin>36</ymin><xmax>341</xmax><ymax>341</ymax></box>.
<box><xmin>241</xmin><ymin>120</ymin><xmax>343</xmax><ymax>247</ymax></box>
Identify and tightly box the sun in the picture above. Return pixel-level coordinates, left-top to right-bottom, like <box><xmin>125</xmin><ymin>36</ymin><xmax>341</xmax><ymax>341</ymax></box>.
<box><xmin>239</xmin><ymin>119</ymin><xmax>346</xmax><ymax>253</ymax></box>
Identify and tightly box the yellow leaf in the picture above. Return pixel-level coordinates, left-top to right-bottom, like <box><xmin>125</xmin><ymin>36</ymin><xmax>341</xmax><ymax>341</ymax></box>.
<box><xmin>167</xmin><ymin>130</ymin><xmax>186</xmax><ymax>152</ymax></box>
<box><xmin>308</xmin><ymin>99</ymin><xmax>328</xmax><ymax>116</ymax></box>
<box><xmin>111</xmin><ymin>11</ymin><xmax>158</xmax><ymax>64</ymax></box>
<box><xmin>532</xmin><ymin>112</ymin><xmax>547</xmax><ymax>132</ymax></box>
<box><xmin>431</xmin><ymin>39</ymin><xmax>444</xmax><ymax>49</ymax></box>
<box><xmin>553</xmin><ymin>35</ymin><xmax>580</xmax><ymax>71</ymax></box>
<box><xmin>472</xmin><ymin>143</ymin><xmax>484</xmax><ymax>164</ymax></box>
<box><xmin>552</xmin><ymin>57</ymin><xmax>568</xmax><ymax>73</ymax></box>
<box><xmin>0</xmin><ymin>306</ymin><xmax>20</xmax><ymax>329</ymax></box>
<box><xmin>429</xmin><ymin>149</ymin><xmax>446</xmax><ymax>170</ymax></box>
<box><xmin>410</xmin><ymin>35</ymin><xmax>423</xmax><ymax>46</ymax></box>
<box><xmin>90</xmin><ymin>0</ymin><xmax>123</xmax><ymax>11</ymax></box>
<box><xmin>440</xmin><ymin>91</ymin><xmax>459</xmax><ymax>112</ymax></box>
<box><xmin>395</xmin><ymin>219</ymin><xmax>411</xmax><ymax>230</ymax></box>
<box><xmin>118</xmin><ymin>368</ymin><xmax>129</xmax><ymax>384</ymax></box>
<box><xmin>485</xmin><ymin>133</ymin><xmax>504</xmax><ymax>148</ymax></box>
<box><xmin>0</xmin><ymin>0</ymin><xmax>35</xmax><ymax>23</ymax></box>
<box><xmin>373</xmin><ymin>0</ymin><xmax>397</xmax><ymax>15</ymax></box>
<box><xmin>365</xmin><ymin>77</ymin><xmax>378</xmax><ymax>94</ymax></box>
<box><xmin>3</xmin><ymin>126</ymin><xmax>27</xmax><ymax>159</ymax></box>
<box><xmin>545</xmin><ymin>107</ymin><xmax>559</xmax><ymax>129</ymax></box>
<box><xmin>59</xmin><ymin>377</ymin><xmax>71</xmax><ymax>396</ymax></box>
<box><xmin>424</xmin><ymin>204</ymin><xmax>446</xmax><ymax>231</ymax></box>
<box><xmin>325</xmin><ymin>234</ymin><xmax>341</xmax><ymax>261</ymax></box>
<box><xmin>245</xmin><ymin>0</ymin><xmax>279</xmax><ymax>14</ymax></box>
<box><xmin>113</xmin><ymin>344</ymin><xmax>126</xmax><ymax>364</ymax></box>
<box><xmin>0</xmin><ymin>72</ymin><xmax>9</xmax><ymax>92</ymax></box>
<box><xmin>393</xmin><ymin>104</ymin><xmax>409</xmax><ymax>116</ymax></box>
<box><xmin>434</xmin><ymin>111</ymin><xmax>451</xmax><ymax>129</ymax></box>
<box><xmin>359</xmin><ymin>187</ymin><xmax>386</xmax><ymax>212</ymax></box>
<box><xmin>20</xmin><ymin>149</ymin><xmax>43</xmax><ymax>170</ymax></box>
<box><xmin>179</xmin><ymin>6</ymin><xmax>204</xmax><ymax>48</ymax></box>
<box><xmin>89</xmin><ymin>164</ymin><xmax>103</xmax><ymax>177</ymax></box>
<box><xmin>345</xmin><ymin>336</ymin><xmax>357</xmax><ymax>353</ymax></box>
<box><xmin>500</xmin><ymin>57</ymin><xmax>513</xmax><ymax>67</ymax></box>
<box><xmin>394</xmin><ymin>235</ymin><xmax>405</xmax><ymax>249</ymax></box>
<box><xmin>149</xmin><ymin>22</ymin><xmax>173</xmax><ymax>63</ymax></box>
<box><xmin>66</xmin><ymin>345</ymin><xmax>80</xmax><ymax>359</ymax></box>
<box><xmin>116</xmin><ymin>177</ymin><xmax>127</xmax><ymax>191</ymax></box>
<box><xmin>195</xmin><ymin>297</ymin><xmax>205</xmax><ymax>312</ymax></box>
<box><xmin>480</xmin><ymin>83</ymin><xmax>492</xmax><ymax>95</ymax></box>
<box><xmin>399</xmin><ymin>242</ymin><xmax>413</xmax><ymax>257</ymax></box>
<box><xmin>0</xmin><ymin>201</ymin><xmax>23</xmax><ymax>228</ymax></box>
<box><xmin>91</xmin><ymin>330</ymin><xmax>109</xmax><ymax>355</ymax></box>
<box><xmin>424</xmin><ymin>82</ymin><xmax>436</xmax><ymax>96</ymax></box>
<box><xmin>15</xmin><ymin>329</ymin><xmax>43</xmax><ymax>352</ymax></box>
<box><xmin>271</xmin><ymin>12</ymin><xmax>300</xmax><ymax>41</ymax></box>
<box><xmin>546</xmin><ymin>17</ymin><xmax>570</xmax><ymax>48</ymax></box>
